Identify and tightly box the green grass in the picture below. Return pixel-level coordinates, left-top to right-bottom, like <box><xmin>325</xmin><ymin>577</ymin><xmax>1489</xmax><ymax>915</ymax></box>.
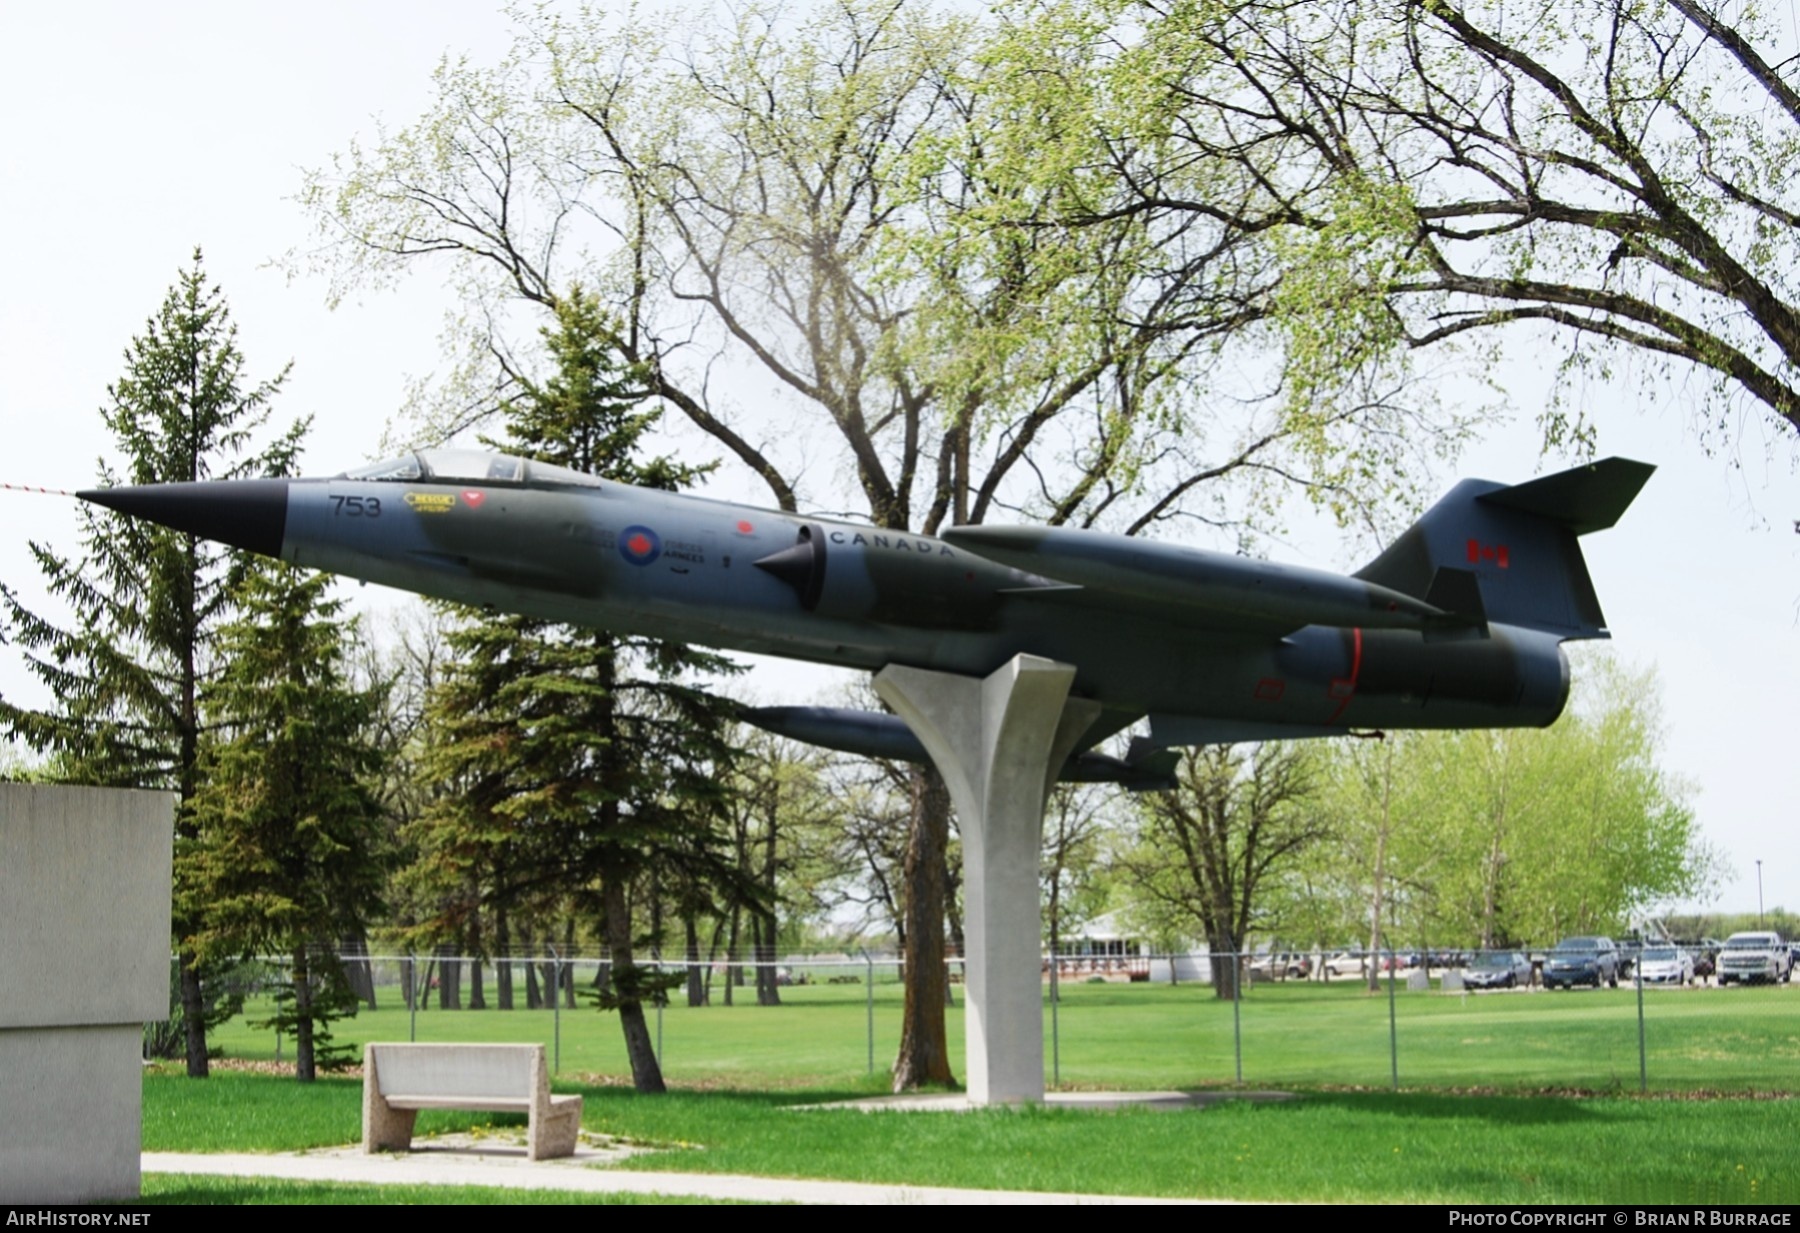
<box><xmin>142</xmin><ymin>1068</ymin><xmax>520</xmax><ymax>1152</ymax></box>
<box><xmin>142</xmin><ymin>1070</ymin><xmax>1799</xmax><ymax>1203</ymax></box>
<box><xmin>139</xmin><ymin>1174</ymin><xmax>746</xmax><ymax>1204</ymax></box>
<box><xmin>211</xmin><ymin>977</ymin><xmax>1800</xmax><ymax>1093</ymax></box>
<box><xmin>151</xmin><ymin>980</ymin><xmax>1800</xmax><ymax>1203</ymax></box>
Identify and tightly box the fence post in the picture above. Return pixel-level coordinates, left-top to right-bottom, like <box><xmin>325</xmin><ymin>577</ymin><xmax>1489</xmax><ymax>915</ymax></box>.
<box><xmin>1231</xmin><ymin>946</ymin><xmax>1243</xmax><ymax>1085</ymax></box>
<box><xmin>273</xmin><ymin>959</ymin><xmax>283</xmax><ymax>1062</ymax></box>
<box><xmin>550</xmin><ymin>945</ymin><xmax>561</xmax><ymax>1075</ymax></box>
<box><xmin>1050</xmin><ymin>948</ymin><xmax>1061</xmax><ymax>1089</ymax></box>
<box><xmin>1635</xmin><ymin>957</ymin><xmax>1648</xmax><ymax>1094</ymax></box>
<box><xmin>1387</xmin><ymin>948</ymin><xmax>1399</xmax><ymax>1091</ymax></box>
<box><xmin>862</xmin><ymin>949</ymin><xmax>874</xmax><ymax>1076</ymax></box>
<box><xmin>408</xmin><ymin>953</ymin><xmax>418</xmax><ymax>1043</ymax></box>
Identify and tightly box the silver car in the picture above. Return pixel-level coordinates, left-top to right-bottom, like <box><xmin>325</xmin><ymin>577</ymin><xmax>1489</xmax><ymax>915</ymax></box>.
<box><xmin>1634</xmin><ymin>945</ymin><xmax>1694</xmax><ymax>985</ymax></box>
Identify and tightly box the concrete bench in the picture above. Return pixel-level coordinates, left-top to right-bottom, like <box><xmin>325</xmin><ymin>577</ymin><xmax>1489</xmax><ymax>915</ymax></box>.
<box><xmin>362</xmin><ymin>1043</ymin><xmax>582</xmax><ymax>1161</ymax></box>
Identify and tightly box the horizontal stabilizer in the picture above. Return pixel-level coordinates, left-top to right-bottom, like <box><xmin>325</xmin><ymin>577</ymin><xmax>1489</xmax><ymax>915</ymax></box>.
<box><xmin>1477</xmin><ymin>458</ymin><xmax>1655</xmax><ymax>535</ymax></box>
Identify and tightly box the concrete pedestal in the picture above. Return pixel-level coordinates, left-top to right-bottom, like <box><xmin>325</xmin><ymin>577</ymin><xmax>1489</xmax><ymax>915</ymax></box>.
<box><xmin>876</xmin><ymin>655</ymin><xmax>1099</xmax><ymax>1104</ymax></box>
<box><xmin>0</xmin><ymin>784</ymin><xmax>174</xmax><ymax>1203</ymax></box>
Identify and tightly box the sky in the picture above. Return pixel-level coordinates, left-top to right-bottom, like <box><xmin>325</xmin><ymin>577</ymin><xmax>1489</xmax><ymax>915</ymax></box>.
<box><xmin>1</xmin><ymin>2</ymin><xmax>1795</xmax><ymax>920</ymax></box>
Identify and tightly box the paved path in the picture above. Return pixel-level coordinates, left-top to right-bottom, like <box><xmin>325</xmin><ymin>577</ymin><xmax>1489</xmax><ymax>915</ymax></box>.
<box><xmin>143</xmin><ymin>1147</ymin><xmax>1209</xmax><ymax>1204</ymax></box>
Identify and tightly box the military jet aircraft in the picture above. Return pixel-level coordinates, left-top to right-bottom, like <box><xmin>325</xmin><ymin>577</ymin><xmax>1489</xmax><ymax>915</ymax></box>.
<box><xmin>81</xmin><ymin>450</ymin><xmax>1651</xmax><ymax>789</ymax></box>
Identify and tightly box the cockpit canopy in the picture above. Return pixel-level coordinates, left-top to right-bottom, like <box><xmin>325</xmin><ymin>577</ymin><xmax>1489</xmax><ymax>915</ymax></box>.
<box><xmin>340</xmin><ymin>449</ymin><xmax>604</xmax><ymax>489</ymax></box>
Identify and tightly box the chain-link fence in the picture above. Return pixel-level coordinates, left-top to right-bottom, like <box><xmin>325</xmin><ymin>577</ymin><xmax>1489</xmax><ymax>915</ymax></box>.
<box><xmin>188</xmin><ymin>945</ymin><xmax>1799</xmax><ymax>1093</ymax></box>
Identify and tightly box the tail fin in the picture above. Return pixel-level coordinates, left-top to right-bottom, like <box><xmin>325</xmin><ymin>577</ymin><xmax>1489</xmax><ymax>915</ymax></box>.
<box><xmin>1355</xmin><ymin>458</ymin><xmax>1653</xmax><ymax>641</ymax></box>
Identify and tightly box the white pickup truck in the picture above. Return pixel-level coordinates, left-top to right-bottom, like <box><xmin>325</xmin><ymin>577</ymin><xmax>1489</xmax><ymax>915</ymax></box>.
<box><xmin>1716</xmin><ymin>931</ymin><xmax>1793</xmax><ymax>985</ymax></box>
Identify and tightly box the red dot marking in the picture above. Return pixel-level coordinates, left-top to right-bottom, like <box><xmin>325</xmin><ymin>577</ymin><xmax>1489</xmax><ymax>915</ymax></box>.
<box><xmin>736</xmin><ymin>520</ymin><xmax>754</xmax><ymax>533</ymax></box>
<box><xmin>628</xmin><ymin>534</ymin><xmax>650</xmax><ymax>554</ymax></box>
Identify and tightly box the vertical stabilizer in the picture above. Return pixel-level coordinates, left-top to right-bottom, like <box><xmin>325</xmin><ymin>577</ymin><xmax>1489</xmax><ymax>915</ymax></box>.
<box><xmin>1355</xmin><ymin>458</ymin><xmax>1653</xmax><ymax>641</ymax></box>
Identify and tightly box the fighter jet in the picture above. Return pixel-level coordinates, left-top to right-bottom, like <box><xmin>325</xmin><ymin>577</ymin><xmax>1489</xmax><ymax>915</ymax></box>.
<box><xmin>80</xmin><ymin>449</ymin><xmax>1651</xmax><ymax>789</ymax></box>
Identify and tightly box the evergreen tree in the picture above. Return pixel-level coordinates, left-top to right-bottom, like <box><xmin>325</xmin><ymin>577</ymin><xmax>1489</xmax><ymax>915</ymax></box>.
<box><xmin>186</xmin><ymin>565</ymin><xmax>388</xmax><ymax>1081</ymax></box>
<box><xmin>0</xmin><ymin>250</ymin><xmax>303</xmax><ymax>1076</ymax></box>
<box><xmin>409</xmin><ymin>288</ymin><xmax>744</xmax><ymax>1092</ymax></box>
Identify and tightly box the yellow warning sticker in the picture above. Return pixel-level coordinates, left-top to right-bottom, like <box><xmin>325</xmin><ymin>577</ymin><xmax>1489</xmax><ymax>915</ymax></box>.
<box><xmin>404</xmin><ymin>492</ymin><xmax>458</xmax><ymax>513</ymax></box>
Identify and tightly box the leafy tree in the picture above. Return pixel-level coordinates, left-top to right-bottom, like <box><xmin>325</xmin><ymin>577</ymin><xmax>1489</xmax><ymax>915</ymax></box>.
<box><xmin>709</xmin><ymin>730</ymin><xmax>839</xmax><ymax>1007</ymax></box>
<box><xmin>1312</xmin><ymin>731</ymin><xmax>1459</xmax><ymax>987</ymax></box>
<box><xmin>1075</xmin><ymin>0</ymin><xmax>1800</xmax><ymax>449</ymax></box>
<box><xmin>1116</xmin><ymin>743</ymin><xmax>1327</xmax><ymax>998</ymax></box>
<box><xmin>1428</xmin><ymin>658</ymin><xmax>1710</xmax><ymax>945</ymax></box>
<box><xmin>1042</xmin><ymin>782</ymin><xmax>1116</xmax><ymax>959</ymax></box>
<box><xmin>185</xmin><ymin>565</ymin><xmax>388</xmax><ymax>1081</ymax></box>
<box><xmin>0</xmin><ymin>250</ymin><xmax>302</xmax><ymax>1076</ymax></box>
<box><xmin>298</xmin><ymin>0</ymin><xmax>1458</xmax><ymax>1088</ymax></box>
<box><xmin>1311</xmin><ymin>657</ymin><xmax>1712</xmax><ymax>956</ymax></box>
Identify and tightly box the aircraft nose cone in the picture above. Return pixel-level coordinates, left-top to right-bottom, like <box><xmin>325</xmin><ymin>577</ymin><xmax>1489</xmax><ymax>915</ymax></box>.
<box><xmin>77</xmin><ymin>478</ymin><xmax>291</xmax><ymax>559</ymax></box>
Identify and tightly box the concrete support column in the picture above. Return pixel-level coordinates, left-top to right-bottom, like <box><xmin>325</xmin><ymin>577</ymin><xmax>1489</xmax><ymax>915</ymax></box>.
<box><xmin>876</xmin><ymin>655</ymin><xmax>1099</xmax><ymax>1104</ymax></box>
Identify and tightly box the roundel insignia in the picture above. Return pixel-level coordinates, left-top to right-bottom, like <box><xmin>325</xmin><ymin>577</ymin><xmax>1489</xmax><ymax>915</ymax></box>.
<box><xmin>619</xmin><ymin>524</ymin><xmax>662</xmax><ymax>566</ymax></box>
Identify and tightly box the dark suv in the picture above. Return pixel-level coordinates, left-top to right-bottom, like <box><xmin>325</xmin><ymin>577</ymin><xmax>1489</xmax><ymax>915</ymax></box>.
<box><xmin>1542</xmin><ymin>936</ymin><xmax>1621</xmax><ymax>989</ymax></box>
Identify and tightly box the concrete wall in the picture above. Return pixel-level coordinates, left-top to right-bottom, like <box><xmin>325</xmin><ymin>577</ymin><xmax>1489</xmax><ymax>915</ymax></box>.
<box><xmin>0</xmin><ymin>784</ymin><xmax>174</xmax><ymax>1203</ymax></box>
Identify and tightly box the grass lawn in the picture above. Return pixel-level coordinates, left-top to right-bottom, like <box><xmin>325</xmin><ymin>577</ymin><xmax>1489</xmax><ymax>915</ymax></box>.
<box><xmin>139</xmin><ymin>1174</ymin><xmax>737</xmax><ymax>1204</ymax></box>
<box><xmin>146</xmin><ymin>979</ymin><xmax>1800</xmax><ymax>1204</ymax></box>
<box><xmin>142</xmin><ymin>1070</ymin><xmax>1798</xmax><ymax>1204</ymax></box>
<box><xmin>211</xmin><ymin>976</ymin><xmax>1800</xmax><ymax>1093</ymax></box>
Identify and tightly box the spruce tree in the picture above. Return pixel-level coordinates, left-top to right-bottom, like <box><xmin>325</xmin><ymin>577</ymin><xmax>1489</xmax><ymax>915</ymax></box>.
<box><xmin>186</xmin><ymin>565</ymin><xmax>388</xmax><ymax>1081</ymax></box>
<box><xmin>410</xmin><ymin>288</ymin><xmax>743</xmax><ymax>1091</ymax></box>
<box><xmin>0</xmin><ymin>250</ymin><xmax>303</xmax><ymax>1076</ymax></box>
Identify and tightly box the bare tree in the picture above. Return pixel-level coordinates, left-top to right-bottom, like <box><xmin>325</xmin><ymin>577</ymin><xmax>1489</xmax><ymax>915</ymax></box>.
<box><xmin>1117</xmin><ymin>745</ymin><xmax>1326</xmax><ymax>999</ymax></box>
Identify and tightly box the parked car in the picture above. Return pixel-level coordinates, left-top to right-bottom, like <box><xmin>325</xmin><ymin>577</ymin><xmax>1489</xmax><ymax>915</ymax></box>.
<box><xmin>1717</xmin><ymin>932</ymin><xmax>1793</xmax><ymax>985</ymax></box>
<box><xmin>1617</xmin><ymin>939</ymin><xmax>1643</xmax><ymax>979</ymax></box>
<box><xmin>1542</xmin><ymin>936</ymin><xmax>1621</xmax><ymax>989</ymax></box>
<box><xmin>1323</xmin><ymin>952</ymin><xmax>1367</xmax><ymax>978</ymax></box>
<box><xmin>1634</xmin><ymin>945</ymin><xmax>1694</xmax><ymax>985</ymax></box>
<box><xmin>1460</xmin><ymin>950</ymin><xmax>1533</xmax><ymax>989</ymax></box>
<box><xmin>1247</xmin><ymin>951</ymin><xmax>1312</xmax><ymax>979</ymax></box>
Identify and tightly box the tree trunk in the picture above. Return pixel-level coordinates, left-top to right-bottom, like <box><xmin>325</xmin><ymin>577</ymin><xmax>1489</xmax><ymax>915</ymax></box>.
<box><xmin>437</xmin><ymin>944</ymin><xmax>462</xmax><ymax>1010</ymax></box>
<box><xmin>685</xmin><ymin>913</ymin><xmax>707</xmax><ymax>1007</ymax></box>
<box><xmin>702</xmin><ymin>915</ymin><xmax>727</xmax><ymax>1002</ymax></box>
<box><xmin>892</xmin><ymin>765</ymin><xmax>955</xmax><ymax>1090</ymax></box>
<box><xmin>468</xmin><ymin>914</ymin><xmax>487</xmax><ymax>1010</ymax></box>
<box><xmin>293</xmin><ymin>947</ymin><xmax>316</xmax><ymax>1083</ymax></box>
<box><xmin>179</xmin><ymin>949</ymin><xmax>208</xmax><ymax>1078</ymax></box>
<box><xmin>341</xmin><ymin>935</ymin><xmax>377</xmax><ymax>1009</ymax></box>
<box><xmin>522</xmin><ymin>922</ymin><xmax>542</xmax><ymax>1009</ymax></box>
<box><xmin>724</xmin><ymin>907</ymin><xmax>740</xmax><ymax>1006</ymax></box>
<box><xmin>562</xmin><ymin>918</ymin><xmax>577</xmax><ymax>1009</ymax></box>
<box><xmin>1207</xmin><ymin>932</ymin><xmax>1239</xmax><ymax>1001</ymax></box>
<box><xmin>756</xmin><ymin>795</ymin><xmax>781</xmax><ymax>1006</ymax></box>
<box><xmin>603</xmin><ymin>872</ymin><xmax>666</xmax><ymax>1093</ymax></box>
<box><xmin>754</xmin><ymin>911</ymin><xmax>781</xmax><ymax>1006</ymax></box>
<box><xmin>496</xmin><ymin>908</ymin><xmax>514</xmax><ymax>1010</ymax></box>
